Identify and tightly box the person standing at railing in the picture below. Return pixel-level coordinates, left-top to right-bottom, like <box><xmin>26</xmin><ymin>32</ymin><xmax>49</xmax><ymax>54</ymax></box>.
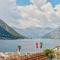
<box><xmin>16</xmin><ymin>45</ymin><xmax>21</xmax><ymax>55</ymax></box>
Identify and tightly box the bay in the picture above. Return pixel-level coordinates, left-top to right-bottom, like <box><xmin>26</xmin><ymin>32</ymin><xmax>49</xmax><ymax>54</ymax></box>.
<box><xmin>0</xmin><ymin>39</ymin><xmax>60</xmax><ymax>54</ymax></box>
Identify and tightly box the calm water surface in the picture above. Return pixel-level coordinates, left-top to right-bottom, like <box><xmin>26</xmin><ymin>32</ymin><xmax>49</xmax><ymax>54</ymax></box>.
<box><xmin>0</xmin><ymin>39</ymin><xmax>60</xmax><ymax>54</ymax></box>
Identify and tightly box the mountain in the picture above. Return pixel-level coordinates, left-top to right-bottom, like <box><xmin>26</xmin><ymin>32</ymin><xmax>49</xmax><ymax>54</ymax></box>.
<box><xmin>0</xmin><ymin>19</ymin><xmax>27</xmax><ymax>40</ymax></box>
<box><xmin>42</xmin><ymin>27</ymin><xmax>60</xmax><ymax>39</ymax></box>
<box><xmin>14</xmin><ymin>27</ymin><xmax>53</xmax><ymax>38</ymax></box>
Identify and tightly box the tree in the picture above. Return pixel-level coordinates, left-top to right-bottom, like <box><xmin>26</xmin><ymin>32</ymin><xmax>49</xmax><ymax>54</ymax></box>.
<box><xmin>44</xmin><ymin>49</ymin><xmax>54</xmax><ymax>59</ymax></box>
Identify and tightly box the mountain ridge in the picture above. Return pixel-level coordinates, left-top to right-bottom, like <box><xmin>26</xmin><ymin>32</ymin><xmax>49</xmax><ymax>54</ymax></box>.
<box><xmin>14</xmin><ymin>27</ymin><xmax>53</xmax><ymax>38</ymax></box>
<box><xmin>42</xmin><ymin>27</ymin><xmax>60</xmax><ymax>39</ymax></box>
<box><xmin>0</xmin><ymin>19</ymin><xmax>27</xmax><ymax>39</ymax></box>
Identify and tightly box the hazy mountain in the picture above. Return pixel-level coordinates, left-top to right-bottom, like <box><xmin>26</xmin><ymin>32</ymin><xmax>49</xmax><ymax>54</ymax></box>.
<box><xmin>0</xmin><ymin>19</ymin><xmax>27</xmax><ymax>40</ymax></box>
<box><xmin>14</xmin><ymin>27</ymin><xmax>53</xmax><ymax>38</ymax></box>
<box><xmin>42</xmin><ymin>27</ymin><xmax>60</xmax><ymax>39</ymax></box>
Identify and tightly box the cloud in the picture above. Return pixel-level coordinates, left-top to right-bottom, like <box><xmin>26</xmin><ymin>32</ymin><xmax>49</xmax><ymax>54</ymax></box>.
<box><xmin>0</xmin><ymin>0</ymin><xmax>60</xmax><ymax>29</ymax></box>
<box><xmin>0</xmin><ymin>0</ymin><xmax>20</xmax><ymax>27</ymax></box>
<box><xmin>16</xmin><ymin>0</ymin><xmax>60</xmax><ymax>29</ymax></box>
<box><xmin>41</xmin><ymin>2</ymin><xmax>53</xmax><ymax>12</ymax></box>
<box><xmin>31</xmin><ymin>0</ymin><xmax>47</xmax><ymax>8</ymax></box>
<box><xmin>16</xmin><ymin>1</ymin><xmax>59</xmax><ymax>28</ymax></box>
<box><xmin>55</xmin><ymin>5</ymin><xmax>60</xmax><ymax>17</ymax></box>
<box><xmin>17</xmin><ymin>18</ymin><xmax>40</xmax><ymax>28</ymax></box>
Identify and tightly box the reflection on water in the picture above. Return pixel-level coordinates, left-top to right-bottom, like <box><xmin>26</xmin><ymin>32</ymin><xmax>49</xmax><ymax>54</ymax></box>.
<box><xmin>0</xmin><ymin>39</ymin><xmax>60</xmax><ymax>54</ymax></box>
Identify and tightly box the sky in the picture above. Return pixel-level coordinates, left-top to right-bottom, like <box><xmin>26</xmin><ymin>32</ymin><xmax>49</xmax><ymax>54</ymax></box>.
<box><xmin>16</xmin><ymin>0</ymin><xmax>60</xmax><ymax>6</ymax></box>
<box><xmin>16</xmin><ymin>0</ymin><xmax>31</xmax><ymax>5</ymax></box>
<box><xmin>49</xmin><ymin>0</ymin><xmax>60</xmax><ymax>6</ymax></box>
<box><xmin>0</xmin><ymin>0</ymin><xmax>60</xmax><ymax>29</ymax></box>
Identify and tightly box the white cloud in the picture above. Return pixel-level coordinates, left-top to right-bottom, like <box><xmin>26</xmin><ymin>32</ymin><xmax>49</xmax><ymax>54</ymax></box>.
<box><xmin>17</xmin><ymin>18</ymin><xmax>40</xmax><ymax>29</ymax></box>
<box><xmin>32</xmin><ymin>0</ymin><xmax>47</xmax><ymax>8</ymax></box>
<box><xmin>17</xmin><ymin>5</ymin><xmax>40</xmax><ymax>18</ymax></box>
<box><xmin>16</xmin><ymin>0</ymin><xmax>60</xmax><ymax>29</ymax></box>
<box><xmin>0</xmin><ymin>0</ymin><xmax>20</xmax><ymax>27</ymax></box>
<box><xmin>0</xmin><ymin>0</ymin><xmax>60</xmax><ymax>29</ymax></box>
<box><xmin>54</xmin><ymin>5</ymin><xmax>60</xmax><ymax>17</ymax></box>
<box><xmin>16</xmin><ymin>1</ymin><xmax>59</xmax><ymax>28</ymax></box>
<box><xmin>41</xmin><ymin>2</ymin><xmax>53</xmax><ymax>13</ymax></box>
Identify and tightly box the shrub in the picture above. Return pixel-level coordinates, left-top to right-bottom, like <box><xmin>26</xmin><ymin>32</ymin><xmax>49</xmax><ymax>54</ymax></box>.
<box><xmin>44</xmin><ymin>49</ymin><xmax>54</xmax><ymax>58</ymax></box>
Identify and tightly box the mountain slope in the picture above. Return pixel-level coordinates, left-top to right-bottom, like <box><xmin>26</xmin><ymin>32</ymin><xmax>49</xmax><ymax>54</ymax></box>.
<box><xmin>0</xmin><ymin>19</ymin><xmax>27</xmax><ymax>39</ymax></box>
<box><xmin>14</xmin><ymin>27</ymin><xmax>53</xmax><ymax>38</ymax></box>
<box><xmin>42</xmin><ymin>27</ymin><xmax>60</xmax><ymax>39</ymax></box>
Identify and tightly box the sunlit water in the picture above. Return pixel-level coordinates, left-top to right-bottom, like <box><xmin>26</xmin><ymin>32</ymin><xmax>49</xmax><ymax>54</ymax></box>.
<box><xmin>0</xmin><ymin>39</ymin><xmax>60</xmax><ymax>54</ymax></box>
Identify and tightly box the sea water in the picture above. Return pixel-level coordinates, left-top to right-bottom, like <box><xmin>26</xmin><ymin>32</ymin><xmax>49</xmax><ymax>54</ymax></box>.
<box><xmin>0</xmin><ymin>39</ymin><xmax>60</xmax><ymax>54</ymax></box>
